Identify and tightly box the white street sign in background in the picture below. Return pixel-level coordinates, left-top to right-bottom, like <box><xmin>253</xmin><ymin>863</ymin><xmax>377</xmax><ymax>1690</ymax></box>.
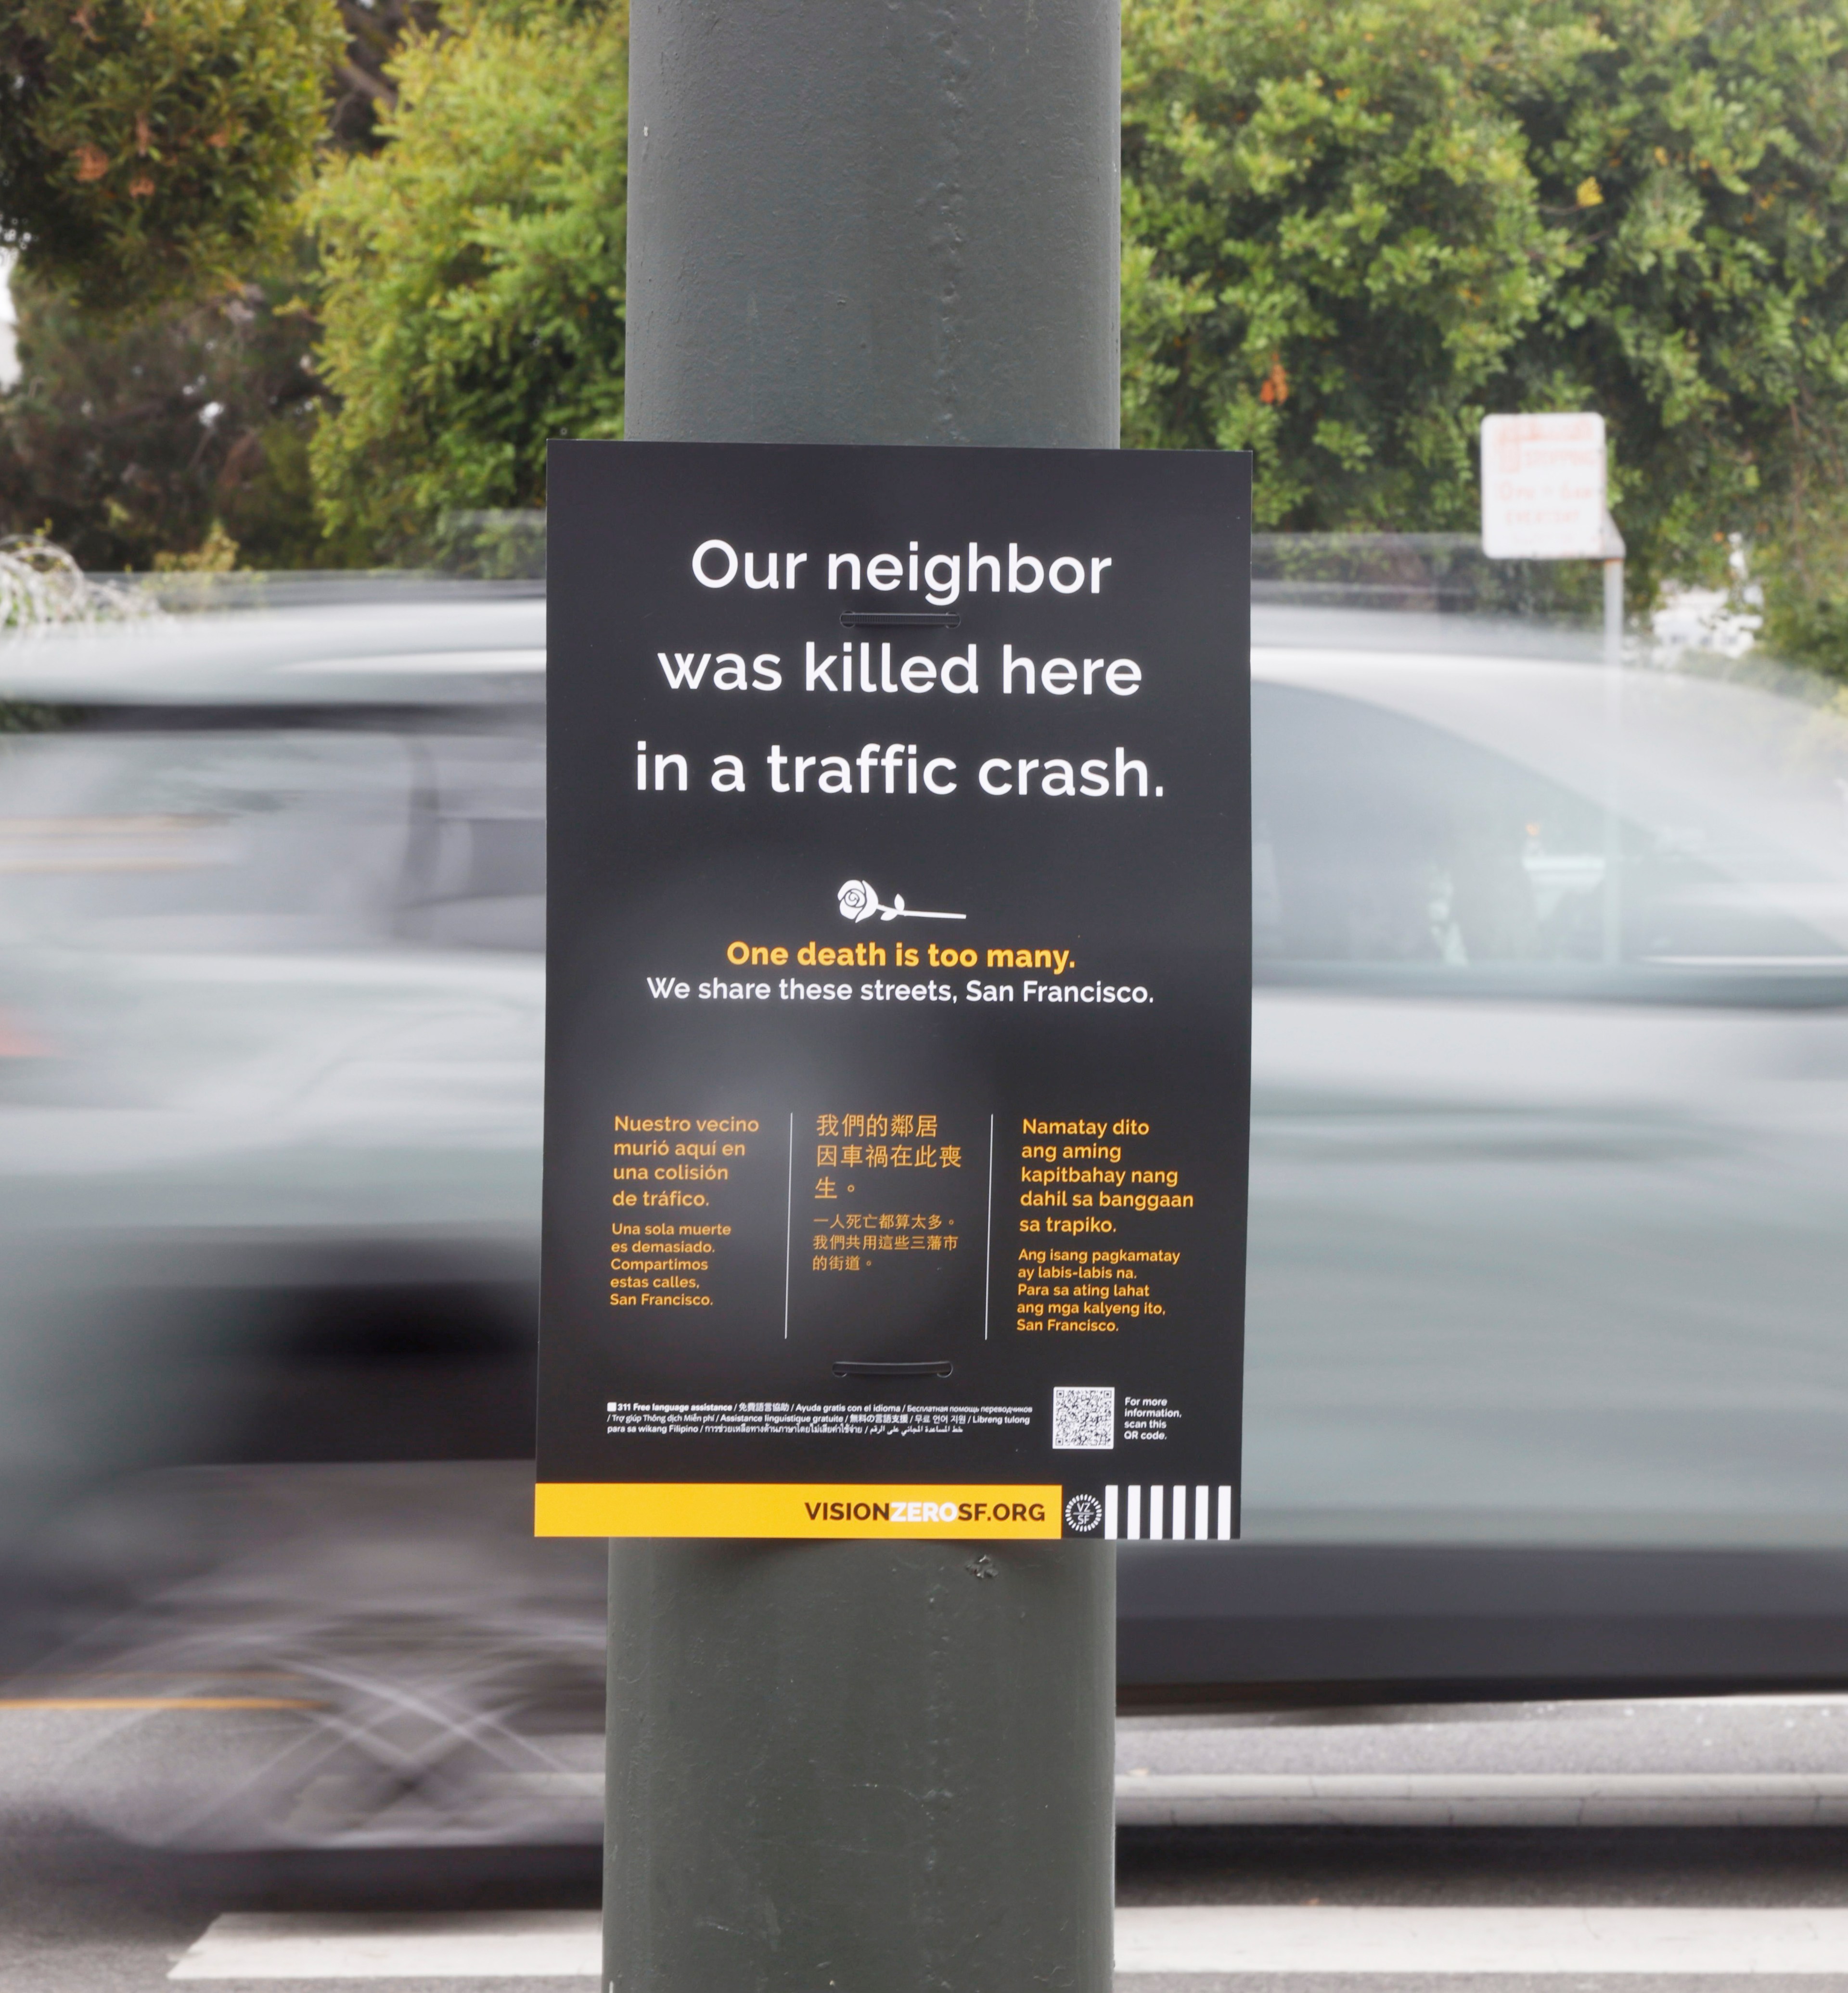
<box><xmin>1481</xmin><ymin>412</ymin><xmax>1607</xmax><ymax>560</ymax></box>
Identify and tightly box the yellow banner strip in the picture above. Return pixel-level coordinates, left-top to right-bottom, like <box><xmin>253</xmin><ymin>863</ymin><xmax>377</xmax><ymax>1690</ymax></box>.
<box><xmin>535</xmin><ymin>1482</ymin><xmax>1064</xmax><ymax>1539</ymax></box>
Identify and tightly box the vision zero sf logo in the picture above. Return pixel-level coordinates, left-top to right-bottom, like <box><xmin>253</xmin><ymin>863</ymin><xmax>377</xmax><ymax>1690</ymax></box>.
<box><xmin>793</xmin><ymin>1492</ymin><xmax>1103</xmax><ymax>1532</ymax></box>
<box><xmin>801</xmin><ymin>1496</ymin><xmax>1048</xmax><ymax>1524</ymax></box>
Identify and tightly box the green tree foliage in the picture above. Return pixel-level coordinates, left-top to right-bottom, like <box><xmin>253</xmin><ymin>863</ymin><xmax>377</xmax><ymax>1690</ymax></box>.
<box><xmin>1123</xmin><ymin>0</ymin><xmax>1848</xmax><ymax>621</ymax></box>
<box><xmin>0</xmin><ymin>265</ymin><xmax>334</xmax><ymax>570</ymax></box>
<box><xmin>328</xmin><ymin>0</ymin><xmax>444</xmax><ymax>153</ymax></box>
<box><xmin>0</xmin><ymin>0</ymin><xmax>340</xmax><ymax>316</ymax></box>
<box><xmin>0</xmin><ymin>0</ymin><xmax>437</xmax><ymax>570</ymax></box>
<box><xmin>1122</xmin><ymin>0</ymin><xmax>1596</xmax><ymax>533</ymax></box>
<box><xmin>305</xmin><ymin>0</ymin><xmax>627</xmax><ymax>556</ymax></box>
<box><xmin>1509</xmin><ymin>0</ymin><xmax>1848</xmax><ymax>615</ymax></box>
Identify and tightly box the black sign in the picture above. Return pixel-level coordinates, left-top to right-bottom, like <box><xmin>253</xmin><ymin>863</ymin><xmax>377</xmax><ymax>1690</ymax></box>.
<box><xmin>537</xmin><ymin>442</ymin><xmax>1249</xmax><ymax>1540</ymax></box>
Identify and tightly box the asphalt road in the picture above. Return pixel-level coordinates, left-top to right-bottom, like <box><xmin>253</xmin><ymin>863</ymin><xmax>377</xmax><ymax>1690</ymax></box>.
<box><xmin>9</xmin><ymin>1701</ymin><xmax>1848</xmax><ymax>1991</ymax></box>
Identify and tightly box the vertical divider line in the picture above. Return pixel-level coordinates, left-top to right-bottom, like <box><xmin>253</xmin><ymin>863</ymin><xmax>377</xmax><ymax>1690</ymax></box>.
<box><xmin>983</xmin><ymin>1112</ymin><xmax>996</xmax><ymax>1339</ymax></box>
<box><xmin>783</xmin><ymin>1111</ymin><xmax>794</xmax><ymax>1338</ymax></box>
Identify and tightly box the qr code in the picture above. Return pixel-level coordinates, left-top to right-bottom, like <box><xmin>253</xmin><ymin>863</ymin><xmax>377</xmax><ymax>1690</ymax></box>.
<box><xmin>1052</xmin><ymin>1386</ymin><xmax>1115</xmax><ymax>1450</ymax></box>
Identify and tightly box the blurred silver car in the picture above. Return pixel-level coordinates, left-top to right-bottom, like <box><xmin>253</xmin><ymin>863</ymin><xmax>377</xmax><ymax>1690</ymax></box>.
<box><xmin>6</xmin><ymin>574</ymin><xmax>1848</xmax><ymax>1846</ymax></box>
<box><xmin>1251</xmin><ymin>627</ymin><xmax>1848</xmax><ymax>1547</ymax></box>
<box><xmin>0</xmin><ymin>594</ymin><xmax>549</xmax><ymax>1558</ymax></box>
<box><xmin>1138</xmin><ymin>611</ymin><xmax>1848</xmax><ymax>1696</ymax></box>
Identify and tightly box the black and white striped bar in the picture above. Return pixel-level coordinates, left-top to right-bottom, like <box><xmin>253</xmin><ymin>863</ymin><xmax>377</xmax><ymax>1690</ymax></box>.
<box><xmin>1102</xmin><ymin>1484</ymin><xmax>1236</xmax><ymax>1540</ymax></box>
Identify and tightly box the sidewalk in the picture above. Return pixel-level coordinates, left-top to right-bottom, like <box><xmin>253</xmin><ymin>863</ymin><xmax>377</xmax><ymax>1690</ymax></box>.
<box><xmin>1117</xmin><ymin>1694</ymin><xmax>1848</xmax><ymax>1827</ymax></box>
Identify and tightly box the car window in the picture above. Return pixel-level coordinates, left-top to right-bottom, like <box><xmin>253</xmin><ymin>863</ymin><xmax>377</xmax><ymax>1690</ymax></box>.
<box><xmin>1253</xmin><ymin>683</ymin><xmax>1848</xmax><ymax>979</ymax></box>
<box><xmin>397</xmin><ymin>731</ymin><xmax>546</xmax><ymax>952</ymax></box>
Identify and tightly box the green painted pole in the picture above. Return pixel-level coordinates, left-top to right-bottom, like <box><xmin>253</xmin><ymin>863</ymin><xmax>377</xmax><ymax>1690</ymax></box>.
<box><xmin>604</xmin><ymin>5</ymin><xmax>1121</xmax><ymax>1988</ymax></box>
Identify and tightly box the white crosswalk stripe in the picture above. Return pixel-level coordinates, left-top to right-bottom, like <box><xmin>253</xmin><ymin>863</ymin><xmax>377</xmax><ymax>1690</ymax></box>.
<box><xmin>170</xmin><ymin>1912</ymin><xmax>599</xmax><ymax>1979</ymax></box>
<box><xmin>168</xmin><ymin>1904</ymin><xmax>1848</xmax><ymax>1978</ymax></box>
<box><xmin>1115</xmin><ymin>1904</ymin><xmax>1848</xmax><ymax>1973</ymax></box>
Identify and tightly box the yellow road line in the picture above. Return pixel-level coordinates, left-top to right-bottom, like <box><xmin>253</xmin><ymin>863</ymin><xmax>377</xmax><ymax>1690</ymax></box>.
<box><xmin>0</xmin><ymin>1696</ymin><xmax>321</xmax><ymax>1712</ymax></box>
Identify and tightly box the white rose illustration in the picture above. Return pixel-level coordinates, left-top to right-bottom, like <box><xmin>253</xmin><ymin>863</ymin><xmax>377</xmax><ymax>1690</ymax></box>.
<box><xmin>837</xmin><ymin>879</ymin><xmax>879</xmax><ymax>923</ymax></box>
<box><xmin>834</xmin><ymin>879</ymin><xmax>965</xmax><ymax>924</ymax></box>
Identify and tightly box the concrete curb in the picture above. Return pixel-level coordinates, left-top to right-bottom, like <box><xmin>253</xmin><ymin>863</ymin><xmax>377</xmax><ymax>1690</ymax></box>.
<box><xmin>1114</xmin><ymin>1771</ymin><xmax>1848</xmax><ymax>1828</ymax></box>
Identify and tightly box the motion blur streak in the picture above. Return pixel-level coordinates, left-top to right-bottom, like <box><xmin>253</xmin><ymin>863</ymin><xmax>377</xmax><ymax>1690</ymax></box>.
<box><xmin>3</xmin><ymin>566</ymin><xmax>1848</xmax><ymax>1845</ymax></box>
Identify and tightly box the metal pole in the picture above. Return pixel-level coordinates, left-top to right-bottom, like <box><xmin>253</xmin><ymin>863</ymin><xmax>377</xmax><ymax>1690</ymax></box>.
<box><xmin>605</xmin><ymin>8</ymin><xmax>1121</xmax><ymax>1991</ymax></box>
<box><xmin>624</xmin><ymin>2</ymin><xmax>1120</xmax><ymax>447</ymax></box>
<box><xmin>1602</xmin><ymin>551</ymin><xmax>1624</xmax><ymax>967</ymax></box>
